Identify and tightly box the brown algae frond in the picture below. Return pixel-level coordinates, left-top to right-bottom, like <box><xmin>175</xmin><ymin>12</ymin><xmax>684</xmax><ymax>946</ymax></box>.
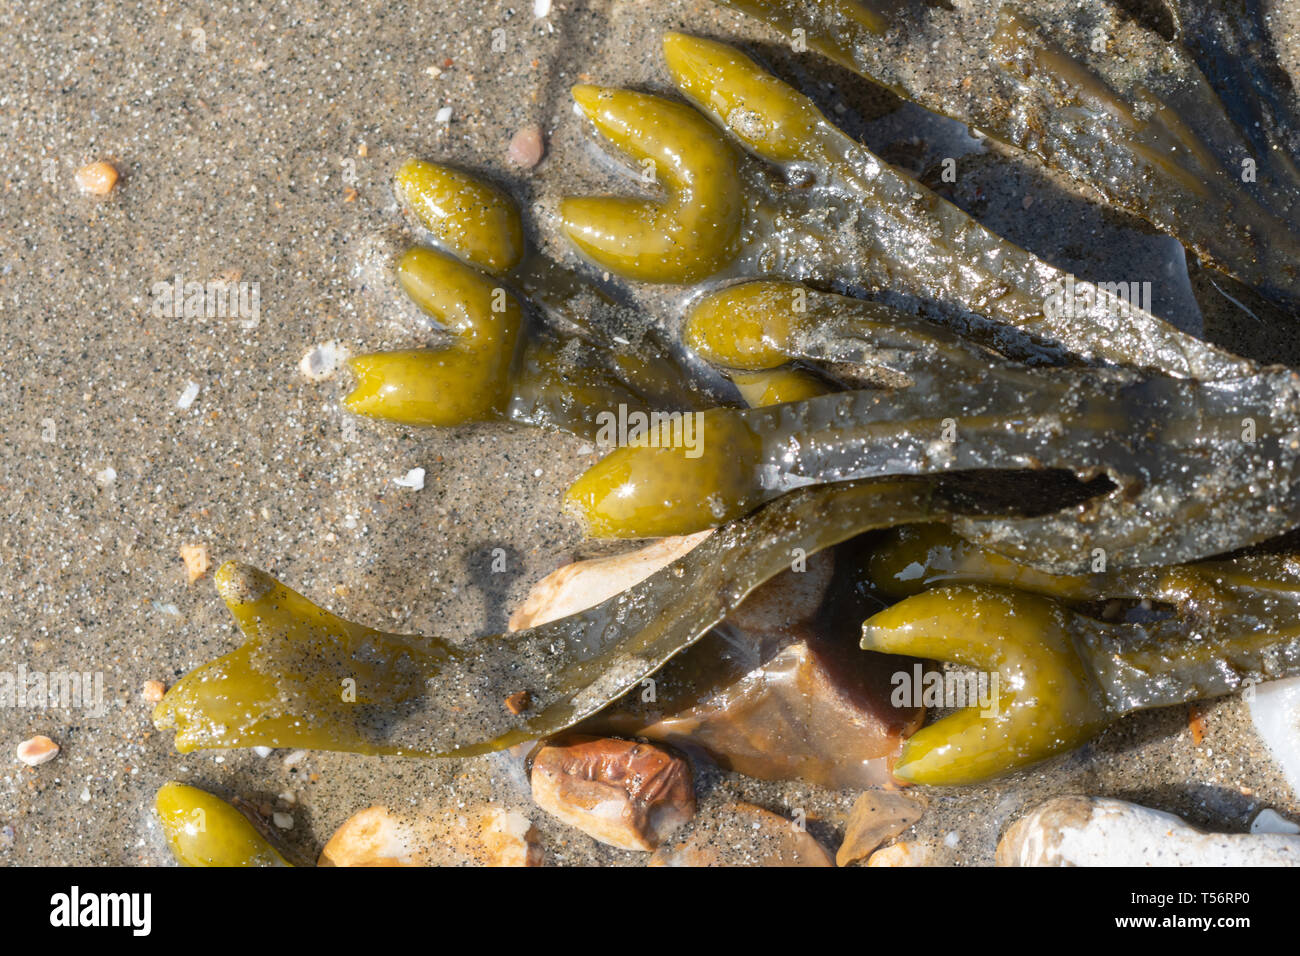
<box><xmin>864</xmin><ymin>553</ymin><xmax>1300</xmax><ymax>784</ymax></box>
<box><xmin>154</xmin><ymin>782</ymin><xmax>292</xmax><ymax>867</ymax></box>
<box><xmin>560</xmin><ymin>85</ymin><xmax>744</xmax><ymax>283</ymax></box>
<box><xmin>564</xmin><ymin>32</ymin><xmax>1253</xmax><ymax>381</ymax></box>
<box><xmin>720</xmin><ymin>0</ymin><xmax>1300</xmax><ymax>306</ymax></box>
<box><xmin>155</xmin><ymin>483</ymin><xmax>943</xmax><ymax>756</ymax></box>
<box><xmin>159</xmin><ymin>9</ymin><xmax>1300</xmax><ymax>796</ymax></box>
<box><xmin>345</xmin><ymin>247</ymin><xmax>523</xmax><ymax>426</ymax></box>
<box><xmin>349</xmin><ymin>161</ymin><xmax>726</xmax><ymax>436</ymax></box>
<box><xmin>393</xmin><ymin>159</ymin><xmax>524</xmax><ymax>274</ymax></box>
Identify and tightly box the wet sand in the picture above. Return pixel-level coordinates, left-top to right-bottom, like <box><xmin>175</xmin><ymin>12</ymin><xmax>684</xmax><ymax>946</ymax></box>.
<box><xmin>1</xmin><ymin>0</ymin><xmax>1298</xmax><ymax>865</ymax></box>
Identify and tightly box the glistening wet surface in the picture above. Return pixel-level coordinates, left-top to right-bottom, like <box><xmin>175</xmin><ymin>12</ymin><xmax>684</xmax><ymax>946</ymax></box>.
<box><xmin>1</xmin><ymin>0</ymin><xmax>1298</xmax><ymax>865</ymax></box>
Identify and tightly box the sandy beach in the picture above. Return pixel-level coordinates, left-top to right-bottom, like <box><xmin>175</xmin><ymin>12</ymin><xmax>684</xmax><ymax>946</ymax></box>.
<box><xmin>2</xmin><ymin>0</ymin><xmax>1298</xmax><ymax>866</ymax></box>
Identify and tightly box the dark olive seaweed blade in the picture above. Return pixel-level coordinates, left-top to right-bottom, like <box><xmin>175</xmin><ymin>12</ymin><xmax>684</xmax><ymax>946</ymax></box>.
<box><xmin>153</xmin><ymin>479</ymin><xmax>941</xmax><ymax>756</ymax></box>
<box><xmin>1086</xmin><ymin>556</ymin><xmax>1300</xmax><ymax>713</ymax></box>
<box><xmin>661</xmin><ymin>32</ymin><xmax>1254</xmax><ymax>382</ymax></box>
<box><xmin>720</xmin><ymin>0</ymin><xmax>1300</xmax><ymax>309</ymax></box>
<box><xmin>751</xmin><ymin>364</ymin><xmax>1300</xmax><ymax>575</ymax></box>
<box><xmin>1170</xmin><ymin>0</ymin><xmax>1300</xmax><ymax>197</ymax></box>
<box><xmin>861</xmin><ymin>555</ymin><xmax>1300</xmax><ymax>784</ymax></box>
<box><xmin>570</xmin><ymin>362</ymin><xmax>1300</xmax><ymax>572</ymax></box>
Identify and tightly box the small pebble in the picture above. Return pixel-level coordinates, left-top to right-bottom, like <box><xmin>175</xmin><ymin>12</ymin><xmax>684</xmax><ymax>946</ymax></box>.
<box><xmin>179</xmin><ymin>543</ymin><xmax>211</xmax><ymax>583</ymax></box>
<box><xmin>272</xmin><ymin>812</ymin><xmax>294</xmax><ymax>830</ymax></box>
<box><xmin>141</xmin><ymin>680</ymin><xmax>166</xmax><ymax>704</ymax></box>
<box><xmin>394</xmin><ymin>467</ymin><xmax>425</xmax><ymax>490</ymax></box>
<box><xmin>75</xmin><ymin>161</ymin><xmax>119</xmax><ymax>196</ymax></box>
<box><xmin>435</xmin><ymin>106</ymin><xmax>453</xmax><ymax>124</ymax></box>
<box><xmin>17</xmin><ymin>736</ymin><xmax>60</xmax><ymax>766</ymax></box>
<box><xmin>176</xmin><ymin>381</ymin><xmax>201</xmax><ymax>410</ymax></box>
<box><xmin>252</xmin><ymin>746</ymin><xmax>273</xmax><ymax>758</ymax></box>
<box><xmin>94</xmin><ymin>466</ymin><xmax>116</xmax><ymax>486</ymax></box>
<box><xmin>299</xmin><ymin>341</ymin><xmax>350</xmax><ymax>381</ymax></box>
<box><xmin>1251</xmin><ymin>809</ymin><xmax>1300</xmax><ymax>835</ymax></box>
<box><xmin>283</xmin><ymin>749</ymin><xmax>309</xmax><ymax>767</ymax></box>
<box><xmin>507</xmin><ymin>124</ymin><xmax>545</xmax><ymax>169</ymax></box>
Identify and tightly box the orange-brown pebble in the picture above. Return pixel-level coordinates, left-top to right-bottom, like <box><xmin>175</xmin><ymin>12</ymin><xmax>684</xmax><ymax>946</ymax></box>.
<box><xmin>504</xmin><ymin>691</ymin><xmax>530</xmax><ymax>715</ymax></box>
<box><xmin>179</xmin><ymin>543</ymin><xmax>210</xmax><ymax>584</ymax></box>
<box><xmin>75</xmin><ymin>161</ymin><xmax>119</xmax><ymax>196</ymax></box>
<box><xmin>506</xmin><ymin>124</ymin><xmax>545</xmax><ymax>169</ymax></box>
<box><xmin>1188</xmin><ymin>703</ymin><xmax>1207</xmax><ymax>746</ymax></box>
<box><xmin>530</xmin><ymin>736</ymin><xmax>695</xmax><ymax>851</ymax></box>
<box><xmin>142</xmin><ymin>680</ymin><xmax>166</xmax><ymax>704</ymax></box>
<box><xmin>320</xmin><ymin>804</ymin><xmax>542</xmax><ymax>867</ymax></box>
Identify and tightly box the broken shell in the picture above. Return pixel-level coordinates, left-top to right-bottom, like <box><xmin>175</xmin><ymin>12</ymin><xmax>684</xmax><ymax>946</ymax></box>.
<box><xmin>512</xmin><ymin>541</ymin><xmax>910</xmax><ymax>789</ymax></box>
<box><xmin>530</xmin><ymin>736</ymin><xmax>695</xmax><ymax>851</ymax></box>
<box><xmin>1251</xmin><ymin>809</ymin><xmax>1300</xmax><ymax>835</ymax></box>
<box><xmin>837</xmin><ymin>790</ymin><xmax>927</xmax><ymax>867</ymax></box>
<box><xmin>866</xmin><ymin>840</ymin><xmax>935</xmax><ymax>867</ymax></box>
<box><xmin>997</xmin><ymin>796</ymin><xmax>1300</xmax><ymax>866</ymax></box>
<box><xmin>16</xmin><ymin>735</ymin><xmax>59</xmax><ymax>766</ymax></box>
<box><xmin>508</xmin><ymin>531</ymin><xmax>712</xmax><ymax>631</ymax></box>
<box><xmin>299</xmin><ymin>341</ymin><xmax>350</xmax><ymax>382</ymax></box>
<box><xmin>179</xmin><ymin>543</ymin><xmax>211</xmax><ymax>584</ymax></box>
<box><xmin>320</xmin><ymin>803</ymin><xmax>543</xmax><ymax>867</ymax></box>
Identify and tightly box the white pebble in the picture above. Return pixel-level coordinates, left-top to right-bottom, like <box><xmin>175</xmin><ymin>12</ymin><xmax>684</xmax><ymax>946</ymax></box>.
<box><xmin>394</xmin><ymin>467</ymin><xmax>426</xmax><ymax>490</ymax></box>
<box><xmin>1249</xmin><ymin>676</ymin><xmax>1300</xmax><ymax>799</ymax></box>
<box><xmin>299</xmin><ymin>341</ymin><xmax>350</xmax><ymax>381</ymax></box>
<box><xmin>177</xmin><ymin>381</ymin><xmax>201</xmax><ymax>410</ymax></box>
<box><xmin>999</xmin><ymin>796</ymin><xmax>1300</xmax><ymax>866</ymax></box>
<box><xmin>534</xmin><ymin>0</ymin><xmax>551</xmax><ymax>16</ymax></box>
<box><xmin>272</xmin><ymin>812</ymin><xmax>294</xmax><ymax>830</ymax></box>
<box><xmin>435</xmin><ymin>106</ymin><xmax>453</xmax><ymax>124</ymax></box>
<box><xmin>94</xmin><ymin>466</ymin><xmax>117</xmax><ymax>486</ymax></box>
<box><xmin>252</xmin><ymin>746</ymin><xmax>273</xmax><ymax>758</ymax></box>
<box><xmin>1251</xmin><ymin>809</ymin><xmax>1300</xmax><ymax>835</ymax></box>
